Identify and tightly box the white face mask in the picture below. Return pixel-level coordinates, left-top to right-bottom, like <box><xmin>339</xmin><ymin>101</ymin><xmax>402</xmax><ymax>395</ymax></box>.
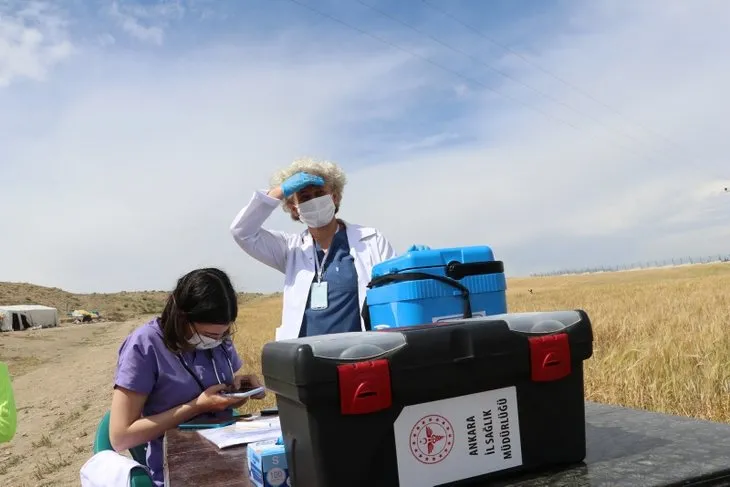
<box><xmin>187</xmin><ymin>333</ymin><xmax>223</xmax><ymax>350</ymax></box>
<box><xmin>296</xmin><ymin>194</ymin><xmax>336</xmax><ymax>228</ymax></box>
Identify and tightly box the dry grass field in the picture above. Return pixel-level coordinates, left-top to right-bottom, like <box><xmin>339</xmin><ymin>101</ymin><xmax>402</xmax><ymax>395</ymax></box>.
<box><xmin>0</xmin><ymin>263</ymin><xmax>729</xmax><ymax>485</ymax></box>
<box><xmin>507</xmin><ymin>264</ymin><xmax>730</xmax><ymax>423</ymax></box>
<box><xmin>231</xmin><ymin>263</ymin><xmax>730</xmax><ymax>423</ymax></box>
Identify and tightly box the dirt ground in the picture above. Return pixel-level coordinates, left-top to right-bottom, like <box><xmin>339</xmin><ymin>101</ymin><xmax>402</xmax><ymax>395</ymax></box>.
<box><xmin>0</xmin><ymin>318</ymin><xmax>153</xmax><ymax>487</ymax></box>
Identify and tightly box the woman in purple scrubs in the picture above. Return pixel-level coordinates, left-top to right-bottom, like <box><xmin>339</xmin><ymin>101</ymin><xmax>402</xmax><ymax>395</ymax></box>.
<box><xmin>109</xmin><ymin>267</ymin><xmax>265</xmax><ymax>486</ymax></box>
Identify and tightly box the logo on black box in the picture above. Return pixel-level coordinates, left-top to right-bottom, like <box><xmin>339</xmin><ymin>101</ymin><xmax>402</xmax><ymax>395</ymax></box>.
<box><xmin>409</xmin><ymin>415</ymin><xmax>454</xmax><ymax>464</ymax></box>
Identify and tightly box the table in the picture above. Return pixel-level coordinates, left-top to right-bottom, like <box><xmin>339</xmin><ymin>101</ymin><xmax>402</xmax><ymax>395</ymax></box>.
<box><xmin>163</xmin><ymin>420</ymin><xmax>252</xmax><ymax>486</ymax></box>
<box><xmin>164</xmin><ymin>402</ymin><xmax>730</xmax><ymax>486</ymax></box>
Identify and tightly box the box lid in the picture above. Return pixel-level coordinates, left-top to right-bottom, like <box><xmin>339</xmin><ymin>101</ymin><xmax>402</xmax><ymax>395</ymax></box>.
<box><xmin>262</xmin><ymin>310</ymin><xmax>592</xmax><ymax>390</ymax></box>
<box><xmin>371</xmin><ymin>245</ymin><xmax>496</xmax><ymax>279</ymax></box>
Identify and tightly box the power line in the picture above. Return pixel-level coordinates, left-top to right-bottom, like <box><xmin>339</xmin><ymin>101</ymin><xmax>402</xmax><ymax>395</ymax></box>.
<box><xmin>283</xmin><ymin>0</ymin><xmax>677</xmax><ymax>168</ymax></box>
<box><xmin>354</xmin><ymin>0</ymin><xmax>674</xmax><ymax>165</ymax></box>
<box><xmin>420</xmin><ymin>0</ymin><xmax>704</xmax><ymax>164</ymax></box>
<box><xmin>282</xmin><ymin>0</ymin><xmax>579</xmax><ymax>130</ymax></box>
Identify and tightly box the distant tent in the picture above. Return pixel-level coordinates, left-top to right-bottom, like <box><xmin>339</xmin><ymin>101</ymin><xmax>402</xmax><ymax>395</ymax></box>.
<box><xmin>0</xmin><ymin>305</ymin><xmax>59</xmax><ymax>332</ymax></box>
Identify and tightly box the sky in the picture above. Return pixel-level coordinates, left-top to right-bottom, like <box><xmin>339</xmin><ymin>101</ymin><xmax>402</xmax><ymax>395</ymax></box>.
<box><xmin>1</xmin><ymin>0</ymin><xmax>730</xmax><ymax>294</ymax></box>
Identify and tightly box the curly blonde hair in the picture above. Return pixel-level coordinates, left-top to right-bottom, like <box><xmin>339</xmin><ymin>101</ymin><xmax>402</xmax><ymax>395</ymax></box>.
<box><xmin>270</xmin><ymin>157</ymin><xmax>348</xmax><ymax>219</ymax></box>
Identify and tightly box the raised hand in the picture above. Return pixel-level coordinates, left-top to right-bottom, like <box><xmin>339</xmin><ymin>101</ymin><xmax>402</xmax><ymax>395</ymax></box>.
<box><xmin>280</xmin><ymin>172</ymin><xmax>325</xmax><ymax>198</ymax></box>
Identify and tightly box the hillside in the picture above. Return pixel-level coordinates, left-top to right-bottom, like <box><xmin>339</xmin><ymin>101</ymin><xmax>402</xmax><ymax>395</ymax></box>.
<box><xmin>0</xmin><ymin>282</ymin><xmax>270</xmax><ymax>322</ymax></box>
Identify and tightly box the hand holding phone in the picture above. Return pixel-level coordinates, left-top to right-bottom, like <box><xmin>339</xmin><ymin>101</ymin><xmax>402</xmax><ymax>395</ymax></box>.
<box><xmin>224</xmin><ymin>374</ymin><xmax>267</xmax><ymax>400</ymax></box>
<box><xmin>219</xmin><ymin>386</ymin><xmax>266</xmax><ymax>399</ymax></box>
<box><xmin>193</xmin><ymin>383</ymin><xmax>246</xmax><ymax>413</ymax></box>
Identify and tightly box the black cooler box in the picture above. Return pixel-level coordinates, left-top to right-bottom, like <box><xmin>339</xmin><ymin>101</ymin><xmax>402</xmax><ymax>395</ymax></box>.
<box><xmin>261</xmin><ymin>310</ymin><xmax>594</xmax><ymax>487</ymax></box>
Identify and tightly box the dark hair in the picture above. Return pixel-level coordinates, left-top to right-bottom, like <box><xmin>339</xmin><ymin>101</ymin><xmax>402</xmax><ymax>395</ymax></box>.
<box><xmin>158</xmin><ymin>267</ymin><xmax>238</xmax><ymax>353</ymax></box>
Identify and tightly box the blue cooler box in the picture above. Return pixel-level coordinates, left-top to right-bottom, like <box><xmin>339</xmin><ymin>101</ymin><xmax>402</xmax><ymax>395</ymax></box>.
<box><xmin>365</xmin><ymin>245</ymin><xmax>507</xmax><ymax>329</ymax></box>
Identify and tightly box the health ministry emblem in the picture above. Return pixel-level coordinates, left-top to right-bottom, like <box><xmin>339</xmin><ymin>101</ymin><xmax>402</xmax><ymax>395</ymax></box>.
<box><xmin>409</xmin><ymin>415</ymin><xmax>454</xmax><ymax>464</ymax></box>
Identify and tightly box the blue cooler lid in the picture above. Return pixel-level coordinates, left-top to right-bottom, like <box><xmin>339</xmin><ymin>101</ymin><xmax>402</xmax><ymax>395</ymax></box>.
<box><xmin>371</xmin><ymin>245</ymin><xmax>496</xmax><ymax>278</ymax></box>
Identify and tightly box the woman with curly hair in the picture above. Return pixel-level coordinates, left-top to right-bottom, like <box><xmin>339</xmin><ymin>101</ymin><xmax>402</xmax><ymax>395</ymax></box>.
<box><xmin>230</xmin><ymin>157</ymin><xmax>396</xmax><ymax>340</ymax></box>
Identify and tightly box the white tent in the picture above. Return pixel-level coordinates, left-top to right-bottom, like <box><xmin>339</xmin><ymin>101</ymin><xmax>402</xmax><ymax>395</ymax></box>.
<box><xmin>0</xmin><ymin>305</ymin><xmax>59</xmax><ymax>332</ymax></box>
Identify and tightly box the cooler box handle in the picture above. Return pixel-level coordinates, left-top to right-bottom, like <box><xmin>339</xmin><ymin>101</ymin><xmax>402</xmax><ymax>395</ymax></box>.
<box><xmin>445</xmin><ymin>260</ymin><xmax>504</xmax><ymax>280</ymax></box>
<box><xmin>366</xmin><ymin>271</ymin><xmax>473</xmax><ymax>320</ymax></box>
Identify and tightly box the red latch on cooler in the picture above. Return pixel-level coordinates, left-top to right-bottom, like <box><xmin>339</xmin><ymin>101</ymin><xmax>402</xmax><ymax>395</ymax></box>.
<box><xmin>528</xmin><ymin>333</ymin><xmax>571</xmax><ymax>382</ymax></box>
<box><xmin>337</xmin><ymin>359</ymin><xmax>392</xmax><ymax>415</ymax></box>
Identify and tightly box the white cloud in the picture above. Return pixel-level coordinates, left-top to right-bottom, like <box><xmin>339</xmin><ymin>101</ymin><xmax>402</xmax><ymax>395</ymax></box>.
<box><xmin>108</xmin><ymin>1</ymin><xmax>184</xmax><ymax>45</ymax></box>
<box><xmin>0</xmin><ymin>37</ymin><xmax>416</xmax><ymax>292</ymax></box>
<box><xmin>2</xmin><ymin>0</ymin><xmax>730</xmax><ymax>294</ymax></box>
<box><xmin>343</xmin><ymin>0</ymin><xmax>730</xmax><ymax>268</ymax></box>
<box><xmin>0</xmin><ymin>1</ymin><xmax>73</xmax><ymax>86</ymax></box>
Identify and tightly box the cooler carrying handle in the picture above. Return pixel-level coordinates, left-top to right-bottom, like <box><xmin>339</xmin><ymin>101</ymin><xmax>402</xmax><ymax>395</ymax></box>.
<box><xmin>366</xmin><ymin>271</ymin><xmax>473</xmax><ymax>319</ymax></box>
<box><xmin>445</xmin><ymin>260</ymin><xmax>503</xmax><ymax>280</ymax></box>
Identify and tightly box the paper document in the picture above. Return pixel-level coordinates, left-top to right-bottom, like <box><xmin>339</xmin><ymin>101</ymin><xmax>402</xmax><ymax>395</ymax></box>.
<box><xmin>197</xmin><ymin>417</ymin><xmax>281</xmax><ymax>449</ymax></box>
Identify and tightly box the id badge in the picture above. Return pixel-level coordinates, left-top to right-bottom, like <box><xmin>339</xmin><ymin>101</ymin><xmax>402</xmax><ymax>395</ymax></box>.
<box><xmin>310</xmin><ymin>281</ymin><xmax>328</xmax><ymax>310</ymax></box>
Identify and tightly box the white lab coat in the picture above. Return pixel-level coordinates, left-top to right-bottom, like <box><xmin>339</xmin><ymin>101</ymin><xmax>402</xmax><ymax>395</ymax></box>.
<box><xmin>230</xmin><ymin>190</ymin><xmax>397</xmax><ymax>340</ymax></box>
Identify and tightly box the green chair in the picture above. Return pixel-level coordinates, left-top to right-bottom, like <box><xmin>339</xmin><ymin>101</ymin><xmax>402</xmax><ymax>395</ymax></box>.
<box><xmin>93</xmin><ymin>410</ymin><xmax>153</xmax><ymax>487</ymax></box>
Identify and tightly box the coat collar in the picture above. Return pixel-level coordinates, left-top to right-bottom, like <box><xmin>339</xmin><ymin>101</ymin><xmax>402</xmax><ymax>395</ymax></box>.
<box><xmin>300</xmin><ymin>219</ymin><xmax>376</xmax><ymax>251</ymax></box>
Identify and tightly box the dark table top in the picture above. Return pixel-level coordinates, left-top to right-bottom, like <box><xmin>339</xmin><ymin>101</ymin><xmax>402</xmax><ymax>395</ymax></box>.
<box><xmin>163</xmin><ymin>402</ymin><xmax>730</xmax><ymax>487</ymax></box>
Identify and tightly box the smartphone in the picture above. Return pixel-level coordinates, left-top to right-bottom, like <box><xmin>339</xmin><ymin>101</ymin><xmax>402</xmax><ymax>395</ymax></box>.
<box><xmin>219</xmin><ymin>386</ymin><xmax>265</xmax><ymax>399</ymax></box>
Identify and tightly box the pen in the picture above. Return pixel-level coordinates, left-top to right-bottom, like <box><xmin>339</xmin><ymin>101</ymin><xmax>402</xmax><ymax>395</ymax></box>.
<box><xmin>236</xmin><ymin>420</ymin><xmax>279</xmax><ymax>429</ymax></box>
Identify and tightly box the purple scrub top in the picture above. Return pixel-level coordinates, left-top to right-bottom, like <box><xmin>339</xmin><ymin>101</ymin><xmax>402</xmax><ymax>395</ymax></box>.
<box><xmin>113</xmin><ymin>318</ymin><xmax>243</xmax><ymax>487</ymax></box>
